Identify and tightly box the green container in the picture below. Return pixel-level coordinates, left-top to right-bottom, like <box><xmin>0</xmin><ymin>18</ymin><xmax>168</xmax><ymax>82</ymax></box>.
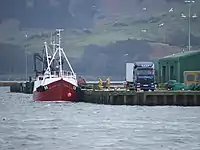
<box><xmin>157</xmin><ymin>50</ymin><xmax>200</xmax><ymax>83</ymax></box>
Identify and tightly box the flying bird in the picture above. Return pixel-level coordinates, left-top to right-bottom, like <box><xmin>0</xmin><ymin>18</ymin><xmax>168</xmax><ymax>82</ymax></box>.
<box><xmin>142</xmin><ymin>7</ymin><xmax>147</xmax><ymax>11</ymax></box>
<box><xmin>169</xmin><ymin>8</ymin><xmax>173</xmax><ymax>12</ymax></box>
<box><xmin>158</xmin><ymin>23</ymin><xmax>164</xmax><ymax>27</ymax></box>
<box><xmin>181</xmin><ymin>13</ymin><xmax>186</xmax><ymax>18</ymax></box>
<box><xmin>192</xmin><ymin>14</ymin><xmax>198</xmax><ymax>18</ymax></box>
<box><xmin>141</xmin><ymin>29</ymin><xmax>147</xmax><ymax>32</ymax></box>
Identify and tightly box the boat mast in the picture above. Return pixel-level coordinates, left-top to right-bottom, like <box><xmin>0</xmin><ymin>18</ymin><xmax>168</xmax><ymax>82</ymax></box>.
<box><xmin>44</xmin><ymin>42</ymin><xmax>50</xmax><ymax>72</ymax></box>
<box><xmin>56</xmin><ymin>29</ymin><xmax>75</xmax><ymax>75</ymax></box>
<box><xmin>43</xmin><ymin>29</ymin><xmax>76</xmax><ymax>76</ymax></box>
<box><xmin>50</xmin><ymin>32</ymin><xmax>56</xmax><ymax>70</ymax></box>
<box><xmin>56</xmin><ymin>29</ymin><xmax>64</xmax><ymax>75</ymax></box>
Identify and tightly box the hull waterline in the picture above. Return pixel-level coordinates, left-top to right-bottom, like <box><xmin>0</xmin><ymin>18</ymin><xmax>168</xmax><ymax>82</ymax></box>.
<box><xmin>33</xmin><ymin>79</ymin><xmax>78</xmax><ymax>102</ymax></box>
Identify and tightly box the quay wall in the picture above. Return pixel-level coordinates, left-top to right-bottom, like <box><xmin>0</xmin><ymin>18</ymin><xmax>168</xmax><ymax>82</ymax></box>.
<box><xmin>4</xmin><ymin>81</ymin><xmax>200</xmax><ymax>106</ymax></box>
<box><xmin>81</xmin><ymin>90</ymin><xmax>200</xmax><ymax>106</ymax></box>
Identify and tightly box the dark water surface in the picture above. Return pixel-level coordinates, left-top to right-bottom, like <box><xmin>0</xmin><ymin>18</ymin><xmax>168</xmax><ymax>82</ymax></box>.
<box><xmin>0</xmin><ymin>87</ymin><xmax>200</xmax><ymax>150</ymax></box>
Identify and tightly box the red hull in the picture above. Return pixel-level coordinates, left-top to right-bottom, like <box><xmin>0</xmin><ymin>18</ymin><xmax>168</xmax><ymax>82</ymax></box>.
<box><xmin>33</xmin><ymin>79</ymin><xmax>78</xmax><ymax>102</ymax></box>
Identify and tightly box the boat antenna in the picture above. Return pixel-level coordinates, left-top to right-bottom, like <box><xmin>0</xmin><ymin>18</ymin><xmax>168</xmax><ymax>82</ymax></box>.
<box><xmin>56</xmin><ymin>29</ymin><xmax>64</xmax><ymax>74</ymax></box>
<box><xmin>56</xmin><ymin>29</ymin><xmax>75</xmax><ymax>75</ymax></box>
<box><xmin>50</xmin><ymin>32</ymin><xmax>53</xmax><ymax>45</ymax></box>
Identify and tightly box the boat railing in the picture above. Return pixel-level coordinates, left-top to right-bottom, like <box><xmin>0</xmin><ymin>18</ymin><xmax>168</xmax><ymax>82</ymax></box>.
<box><xmin>51</xmin><ymin>71</ymin><xmax>59</xmax><ymax>77</ymax></box>
<box><xmin>49</xmin><ymin>71</ymin><xmax>76</xmax><ymax>79</ymax></box>
<box><xmin>36</xmin><ymin>71</ymin><xmax>76</xmax><ymax>80</ymax></box>
<box><xmin>60</xmin><ymin>71</ymin><xmax>76</xmax><ymax>79</ymax></box>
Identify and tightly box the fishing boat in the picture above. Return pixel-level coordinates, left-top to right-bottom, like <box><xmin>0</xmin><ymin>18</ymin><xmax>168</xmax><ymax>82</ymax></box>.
<box><xmin>33</xmin><ymin>29</ymin><xmax>80</xmax><ymax>102</ymax></box>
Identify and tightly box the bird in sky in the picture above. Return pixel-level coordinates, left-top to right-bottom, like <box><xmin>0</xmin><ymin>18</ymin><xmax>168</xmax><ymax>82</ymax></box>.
<box><xmin>169</xmin><ymin>8</ymin><xmax>173</xmax><ymax>12</ymax></box>
<box><xmin>158</xmin><ymin>23</ymin><xmax>164</xmax><ymax>27</ymax></box>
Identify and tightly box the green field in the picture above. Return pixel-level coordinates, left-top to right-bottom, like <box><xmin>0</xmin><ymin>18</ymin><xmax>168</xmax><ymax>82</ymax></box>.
<box><xmin>0</xmin><ymin>1</ymin><xmax>200</xmax><ymax>57</ymax></box>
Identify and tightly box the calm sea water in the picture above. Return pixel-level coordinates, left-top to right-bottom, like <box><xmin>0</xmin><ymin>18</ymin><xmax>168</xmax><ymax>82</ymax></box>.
<box><xmin>0</xmin><ymin>87</ymin><xmax>200</xmax><ymax>150</ymax></box>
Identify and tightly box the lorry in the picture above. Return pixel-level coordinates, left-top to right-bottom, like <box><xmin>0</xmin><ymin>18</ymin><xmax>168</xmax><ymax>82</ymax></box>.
<box><xmin>126</xmin><ymin>62</ymin><xmax>156</xmax><ymax>91</ymax></box>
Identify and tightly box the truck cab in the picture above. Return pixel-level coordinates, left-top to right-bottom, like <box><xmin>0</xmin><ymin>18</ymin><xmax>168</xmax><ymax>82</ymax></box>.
<box><xmin>133</xmin><ymin>64</ymin><xmax>155</xmax><ymax>91</ymax></box>
<box><xmin>126</xmin><ymin>62</ymin><xmax>156</xmax><ymax>91</ymax></box>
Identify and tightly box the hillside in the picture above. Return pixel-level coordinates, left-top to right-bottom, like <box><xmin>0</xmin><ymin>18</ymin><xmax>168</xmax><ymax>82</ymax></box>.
<box><xmin>0</xmin><ymin>0</ymin><xmax>199</xmax><ymax>57</ymax></box>
<box><xmin>0</xmin><ymin>0</ymin><xmax>200</xmax><ymax>79</ymax></box>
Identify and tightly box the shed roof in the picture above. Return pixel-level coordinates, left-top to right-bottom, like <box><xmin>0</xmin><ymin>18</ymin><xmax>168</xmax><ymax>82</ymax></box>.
<box><xmin>159</xmin><ymin>50</ymin><xmax>200</xmax><ymax>60</ymax></box>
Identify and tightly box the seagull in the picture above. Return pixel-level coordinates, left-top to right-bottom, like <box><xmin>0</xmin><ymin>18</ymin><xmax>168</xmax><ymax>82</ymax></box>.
<box><xmin>141</xmin><ymin>29</ymin><xmax>147</xmax><ymax>32</ymax></box>
<box><xmin>181</xmin><ymin>13</ymin><xmax>187</xmax><ymax>18</ymax></box>
<box><xmin>158</xmin><ymin>23</ymin><xmax>164</xmax><ymax>27</ymax></box>
<box><xmin>169</xmin><ymin>8</ymin><xmax>173</xmax><ymax>12</ymax></box>
<box><xmin>142</xmin><ymin>7</ymin><xmax>147</xmax><ymax>11</ymax></box>
<box><xmin>192</xmin><ymin>14</ymin><xmax>198</xmax><ymax>18</ymax></box>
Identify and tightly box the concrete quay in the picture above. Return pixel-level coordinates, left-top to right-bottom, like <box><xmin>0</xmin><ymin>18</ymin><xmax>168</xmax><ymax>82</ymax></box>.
<box><xmin>0</xmin><ymin>81</ymin><xmax>23</xmax><ymax>87</ymax></box>
<box><xmin>81</xmin><ymin>90</ymin><xmax>200</xmax><ymax>106</ymax></box>
<box><xmin>5</xmin><ymin>81</ymin><xmax>200</xmax><ymax>106</ymax></box>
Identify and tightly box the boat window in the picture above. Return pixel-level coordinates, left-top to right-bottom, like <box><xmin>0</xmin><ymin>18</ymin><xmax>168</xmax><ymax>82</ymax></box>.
<box><xmin>39</xmin><ymin>77</ymin><xmax>43</xmax><ymax>80</ymax></box>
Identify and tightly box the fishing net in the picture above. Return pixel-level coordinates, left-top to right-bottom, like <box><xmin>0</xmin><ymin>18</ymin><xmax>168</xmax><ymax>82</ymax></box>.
<box><xmin>165</xmin><ymin>80</ymin><xmax>200</xmax><ymax>91</ymax></box>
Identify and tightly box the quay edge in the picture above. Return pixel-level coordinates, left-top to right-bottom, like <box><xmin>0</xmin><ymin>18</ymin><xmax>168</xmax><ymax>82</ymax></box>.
<box><xmin>6</xmin><ymin>81</ymin><xmax>200</xmax><ymax>106</ymax></box>
<box><xmin>81</xmin><ymin>90</ymin><xmax>200</xmax><ymax>106</ymax></box>
<box><xmin>0</xmin><ymin>81</ymin><xmax>22</xmax><ymax>87</ymax></box>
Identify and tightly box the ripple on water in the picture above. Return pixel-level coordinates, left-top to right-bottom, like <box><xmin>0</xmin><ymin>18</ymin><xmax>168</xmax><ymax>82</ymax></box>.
<box><xmin>0</xmin><ymin>87</ymin><xmax>200</xmax><ymax>150</ymax></box>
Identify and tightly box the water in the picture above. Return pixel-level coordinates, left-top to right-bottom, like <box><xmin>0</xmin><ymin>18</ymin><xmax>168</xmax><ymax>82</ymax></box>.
<box><xmin>0</xmin><ymin>87</ymin><xmax>200</xmax><ymax>150</ymax></box>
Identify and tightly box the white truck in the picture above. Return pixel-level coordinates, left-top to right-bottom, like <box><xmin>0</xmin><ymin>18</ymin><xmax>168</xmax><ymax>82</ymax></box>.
<box><xmin>126</xmin><ymin>63</ymin><xmax>134</xmax><ymax>88</ymax></box>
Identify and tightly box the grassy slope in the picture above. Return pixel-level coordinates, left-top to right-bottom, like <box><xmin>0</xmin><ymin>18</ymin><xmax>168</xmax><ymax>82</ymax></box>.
<box><xmin>0</xmin><ymin>1</ymin><xmax>200</xmax><ymax>57</ymax></box>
